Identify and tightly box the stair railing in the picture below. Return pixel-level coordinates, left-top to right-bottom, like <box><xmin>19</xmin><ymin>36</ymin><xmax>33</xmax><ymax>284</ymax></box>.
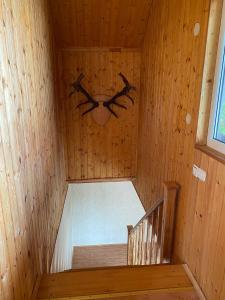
<box><xmin>127</xmin><ymin>182</ymin><xmax>179</xmax><ymax>265</ymax></box>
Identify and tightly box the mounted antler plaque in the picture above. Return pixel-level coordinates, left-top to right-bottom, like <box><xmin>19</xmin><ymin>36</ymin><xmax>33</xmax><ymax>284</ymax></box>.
<box><xmin>69</xmin><ymin>73</ymin><xmax>136</xmax><ymax>125</ymax></box>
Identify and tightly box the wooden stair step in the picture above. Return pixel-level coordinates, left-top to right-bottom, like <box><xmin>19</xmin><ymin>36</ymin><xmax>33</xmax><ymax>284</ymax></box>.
<box><xmin>37</xmin><ymin>264</ymin><xmax>196</xmax><ymax>300</ymax></box>
<box><xmin>72</xmin><ymin>244</ymin><xmax>128</xmax><ymax>269</ymax></box>
<box><xmin>98</xmin><ymin>290</ymin><xmax>199</xmax><ymax>300</ymax></box>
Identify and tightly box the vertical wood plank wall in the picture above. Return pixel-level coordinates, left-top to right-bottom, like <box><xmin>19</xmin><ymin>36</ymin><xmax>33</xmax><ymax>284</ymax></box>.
<box><xmin>0</xmin><ymin>1</ymin><xmax>67</xmax><ymax>299</ymax></box>
<box><xmin>49</xmin><ymin>0</ymin><xmax>151</xmax><ymax>49</ymax></box>
<box><xmin>58</xmin><ymin>50</ymin><xmax>140</xmax><ymax>181</ymax></box>
<box><xmin>134</xmin><ymin>0</ymin><xmax>225</xmax><ymax>299</ymax></box>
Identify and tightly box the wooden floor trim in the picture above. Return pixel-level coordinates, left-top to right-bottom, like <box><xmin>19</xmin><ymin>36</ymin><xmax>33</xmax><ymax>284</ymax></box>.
<box><xmin>66</xmin><ymin>177</ymin><xmax>136</xmax><ymax>183</ymax></box>
<box><xmin>183</xmin><ymin>264</ymin><xmax>206</xmax><ymax>300</ymax></box>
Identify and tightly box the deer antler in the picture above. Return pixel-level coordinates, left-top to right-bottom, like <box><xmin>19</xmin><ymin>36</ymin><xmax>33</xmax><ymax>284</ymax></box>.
<box><xmin>103</xmin><ymin>73</ymin><xmax>136</xmax><ymax>118</ymax></box>
<box><xmin>69</xmin><ymin>73</ymin><xmax>99</xmax><ymax>116</ymax></box>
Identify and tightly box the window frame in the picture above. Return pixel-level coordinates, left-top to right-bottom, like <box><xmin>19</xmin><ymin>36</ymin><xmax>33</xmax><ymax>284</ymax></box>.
<box><xmin>207</xmin><ymin>1</ymin><xmax>225</xmax><ymax>153</ymax></box>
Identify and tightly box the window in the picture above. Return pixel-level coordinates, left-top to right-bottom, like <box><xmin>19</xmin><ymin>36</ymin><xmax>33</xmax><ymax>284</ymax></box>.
<box><xmin>208</xmin><ymin>2</ymin><xmax>225</xmax><ymax>153</ymax></box>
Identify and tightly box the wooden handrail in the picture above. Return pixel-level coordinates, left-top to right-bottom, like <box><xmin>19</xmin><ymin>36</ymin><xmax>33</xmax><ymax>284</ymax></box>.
<box><xmin>127</xmin><ymin>181</ymin><xmax>180</xmax><ymax>266</ymax></box>
<box><xmin>130</xmin><ymin>198</ymin><xmax>164</xmax><ymax>234</ymax></box>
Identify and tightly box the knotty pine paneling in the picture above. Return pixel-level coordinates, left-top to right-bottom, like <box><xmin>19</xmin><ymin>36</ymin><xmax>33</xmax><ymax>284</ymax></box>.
<box><xmin>49</xmin><ymin>0</ymin><xmax>151</xmax><ymax>48</ymax></box>
<box><xmin>133</xmin><ymin>0</ymin><xmax>225</xmax><ymax>299</ymax></box>
<box><xmin>0</xmin><ymin>1</ymin><xmax>67</xmax><ymax>299</ymax></box>
<box><xmin>59</xmin><ymin>50</ymin><xmax>140</xmax><ymax>180</ymax></box>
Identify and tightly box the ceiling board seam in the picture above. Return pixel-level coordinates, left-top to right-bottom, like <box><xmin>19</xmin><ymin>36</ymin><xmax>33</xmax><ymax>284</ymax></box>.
<box><xmin>57</xmin><ymin>47</ymin><xmax>141</xmax><ymax>53</ymax></box>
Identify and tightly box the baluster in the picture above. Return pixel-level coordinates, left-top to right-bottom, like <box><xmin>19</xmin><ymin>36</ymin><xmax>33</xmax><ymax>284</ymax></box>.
<box><xmin>131</xmin><ymin>233</ymin><xmax>135</xmax><ymax>264</ymax></box>
<box><xmin>154</xmin><ymin>207</ymin><xmax>160</xmax><ymax>264</ymax></box>
<box><xmin>156</xmin><ymin>203</ymin><xmax>163</xmax><ymax>263</ymax></box>
<box><xmin>128</xmin><ymin>233</ymin><xmax>133</xmax><ymax>265</ymax></box>
<box><xmin>134</xmin><ymin>228</ymin><xmax>139</xmax><ymax>265</ymax></box>
<box><xmin>132</xmin><ymin>228</ymin><xmax>137</xmax><ymax>265</ymax></box>
<box><xmin>149</xmin><ymin>213</ymin><xmax>154</xmax><ymax>264</ymax></box>
<box><xmin>143</xmin><ymin>219</ymin><xmax>148</xmax><ymax>264</ymax></box>
<box><xmin>146</xmin><ymin>215</ymin><xmax>152</xmax><ymax>264</ymax></box>
<box><xmin>141</xmin><ymin>219</ymin><xmax>147</xmax><ymax>264</ymax></box>
<box><xmin>127</xmin><ymin>225</ymin><xmax>133</xmax><ymax>265</ymax></box>
<box><xmin>151</xmin><ymin>210</ymin><xmax>158</xmax><ymax>264</ymax></box>
<box><xmin>153</xmin><ymin>206</ymin><xmax>160</xmax><ymax>264</ymax></box>
<box><xmin>138</xmin><ymin>224</ymin><xmax>143</xmax><ymax>265</ymax></box>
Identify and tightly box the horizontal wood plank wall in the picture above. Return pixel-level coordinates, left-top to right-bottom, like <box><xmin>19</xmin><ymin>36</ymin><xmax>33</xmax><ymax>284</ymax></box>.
<box><xmin>0</xmin><ymin>1</ymin><xmax>67</xmax><ymax>299</ymax></box>
<box><xmin>72</xmin><ymin>244</ymin><xmax>127</xmax><ymax>269</ymax></box>
<box><xmin>133</xmin><ymin>0</ymin><xmax>225</xmax><ymax>299</ymax></box>
<box><xmin>49</xmin><ymin>0</ymin><xmax>151</xmax><ymax>48</ymax></box>
<box><xmin>58</xmin><ymin>50</ymin><xmax>140</xmax><ymax>180</ymax></box>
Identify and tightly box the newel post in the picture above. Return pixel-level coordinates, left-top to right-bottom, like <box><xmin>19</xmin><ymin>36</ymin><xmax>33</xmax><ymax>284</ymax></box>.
<box><xmin>160</xmin><ymin>182</ymin><xmax>180</xmax><ymax>262</ymax></box>
<box><xmin>127</xmin><ymin>225</ymin><xmax>133</xmax><ymax>265</ymax></box>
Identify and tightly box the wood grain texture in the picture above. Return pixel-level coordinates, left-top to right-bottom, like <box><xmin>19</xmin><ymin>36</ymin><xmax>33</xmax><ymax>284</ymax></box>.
<box><xmin>183</xmin><ymin>264</ymin><xmax>206</xmax><ymax>300</ymax></box>
<box><xmin>133</xmin><ymin>0</ymin><xmax>225</xmax><ymax>299</ymax></box>
<box><xmin>160</xmin><ymin>182</ymin><xmax>179</xmax><ymax>262</ymax></box>
<box><xmin>0</xmin><ymin>1</ymin><xmax>67</xmax><ymax>299</ymax></box>
<box><xmin>72</xmin><ymin>244</ymin><xmax>127</xmax><ymax>269</ymax></box>
<box><xmin>98</xmin><ymin>290</ymin><xmax>199</xmax><ymax>300</ymax></box>
<box><xmin>58</xmin><ymin>49</ymin><xmax>140</xmax><ymax>180</ymax></box>
<box><xmin>37</xmin><ymin>264</ymin><xmax>193</xmax><ymax>299</ymax></box>
<box><xmin>128</xmin><ymin>183</ymin><xmax>179</xmax><ymax>266</ymax></box>
<box><xmin>49</xmin><ymin>0</ymin><xmax>151</xmax><ymax>48</ymax></box>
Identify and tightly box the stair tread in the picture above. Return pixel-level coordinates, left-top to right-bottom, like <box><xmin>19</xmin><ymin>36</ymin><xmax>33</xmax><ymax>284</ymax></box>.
<box><xmin>37</xmin><ymin>264</ymin><xmax>194</xmax><ymax>299</ymax></box>
<box><xmin>97</xmin><ymin>290</ymin><xmax>199</xmax><ymax>300</ymax></box>
<box><xmin>63</xmin><ymin>263</ymin><xmax>170</xmax><ymax>273</ymax></box>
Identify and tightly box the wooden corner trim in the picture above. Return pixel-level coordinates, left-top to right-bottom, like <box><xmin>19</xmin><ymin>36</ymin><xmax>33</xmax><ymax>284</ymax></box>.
<box><xmin>67</xmin><ymin>177</ymin><xmax>136</xmax><ymax>183</ymax></box>
<box><xmin>183</xmin><ymin>264</ymin><xmax>206</xmax><ymax>300</ymax></box>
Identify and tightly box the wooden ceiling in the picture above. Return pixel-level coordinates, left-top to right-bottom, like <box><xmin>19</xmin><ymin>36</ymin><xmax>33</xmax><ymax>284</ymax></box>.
<box><xmin>49</xmin><ymin>0</ymin><xmax>151</xmax><ymax>48</ymax></box>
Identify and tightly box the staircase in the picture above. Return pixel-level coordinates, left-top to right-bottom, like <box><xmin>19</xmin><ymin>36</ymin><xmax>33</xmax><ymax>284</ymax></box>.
<box><xmin>127</xmin><ymin>182</ymin><xmax>179</xmax><ymax>265</ymax></box>
<box><xmin>37</xmin><ymin>264</ymin><xmax>199</xmax><ymax>299</ymax></box>
<box><xmin>35</xmin><ymin>181</ymin><xmax>203</xmax><ymax>300</ymax></box>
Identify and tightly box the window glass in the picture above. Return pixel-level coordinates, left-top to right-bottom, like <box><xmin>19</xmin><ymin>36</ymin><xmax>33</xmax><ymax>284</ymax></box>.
<box><xmin>213</xmin><ymin>47</ymin><xmax>225</xmax><ymax>143</ymax></box>
<box><xmin>207</xmin><ymin>2</ymin><xmax>225</xmax><ymax>153</ymax></box>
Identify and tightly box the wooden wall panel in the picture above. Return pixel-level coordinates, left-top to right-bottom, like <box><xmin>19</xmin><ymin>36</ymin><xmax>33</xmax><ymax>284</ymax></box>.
<box><xmin>133</xmin><ymin>0</ymin><xmax>225</xmax><ymax>299</ymax></box>
<box><xmin>0</xmin><ymin>1</ymin><xmax>67</xmax><ymax>299</ymax></box>
<box><xmin>72</xmin><ymin>244</ymin><xmax>127</xmax><ymax>269</ymax></box>
<box><xmin>49</xmin><ymin>0</ymin><xmax>151</xmax><ymax>48</ymax></box>
<box><xmin>59</xmin><ymin>50</ymin><xmax>140</xmax><ymax>180</ymax></box>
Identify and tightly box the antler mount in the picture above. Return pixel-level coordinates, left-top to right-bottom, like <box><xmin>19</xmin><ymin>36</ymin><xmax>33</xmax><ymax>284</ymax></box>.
<box><xmin>69</xmin><ymin>73</ymin><xmax>135</xmax><ymax>119</ymax></box>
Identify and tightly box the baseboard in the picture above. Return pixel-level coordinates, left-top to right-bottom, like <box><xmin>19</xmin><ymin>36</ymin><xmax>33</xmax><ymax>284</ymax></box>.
<box><xmin>183</xmin><ymin>264</ymin><xmax>206</xmax><ymax>300</ymax></box>
<box><xmin>67</xmin><ymin>177</ymin><xmax>136</xmax><ymax>183</ymax></box>
<box><xmin>30</xmin><ymin>274</ymin><xmax>42</xmax><ymax>300</ymax></box>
